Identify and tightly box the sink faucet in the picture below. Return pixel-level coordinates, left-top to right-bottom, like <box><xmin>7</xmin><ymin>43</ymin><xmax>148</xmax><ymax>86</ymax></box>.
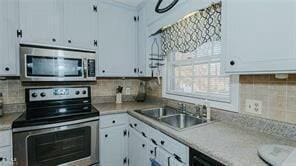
<box><xmin>178</xmin><ymin>103</ymin><xmax>186</xmax><ymax>113</ymax></box>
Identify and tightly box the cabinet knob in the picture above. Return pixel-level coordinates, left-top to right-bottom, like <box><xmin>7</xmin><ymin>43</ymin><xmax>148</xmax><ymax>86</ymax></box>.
<box><xmin>134</xmin><ymin>123</ymin><xmax>137</xmax><ymax>127</ymax></box>
<box><xmin>68</xmin><ymin>40</ymin><xmax>72</xmax><ymax>43</ymax></box>
<box><xmin>0</xmin><ymin>157</ymin><xmax>3</xmax><ymax>161</ymax></box>
<box><xmin>142</xmin><ymin>144</ymin><xmax>145</xmax><ymax>148</ymax></box>
<box><xmin>230</xmin><ymin>60</ymin><xmax>235</xmax><ymax>66</ymax></box>
<box><xmin>5</xmin><ymin>67</ymin><xmax>9</xmax><ymax>71</ymax></box>
<box><xmin>161</xmin><ymin>140</ymin><xmax>165</xmax><ymax>145</ymax></box>
<box><xmin>112</xmin><ymin>120</ymin><xmax>116</xmax><ymax>124</ymax></box>
<box><xmin>134</xmin><ymin>68</ymin><xmax>137</xmax><ymax>73</ymax></box>
<box><xmin>102</xmin><ymin>70</ymin><xmax>105</xmax><ymax>73</ymax></box>
<box><xmin>105</xmin><ymin>134</ymin><xmax>108</xmax><ymax>138</ymax></box>
<box><xmin>52</xmin><ymin>38</ymin><xmax>56</xmax><ymax>42</ymax></box>
<box><xmin>150</xmin><ymin>150</ymin><xmax>154</xmax><ymax>154</ymax></box>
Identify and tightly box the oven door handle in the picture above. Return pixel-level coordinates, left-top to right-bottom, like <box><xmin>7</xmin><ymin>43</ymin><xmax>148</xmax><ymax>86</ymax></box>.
<box><xmin>13</xmin><ymin>116</ymin><xmax>99</xmax><ymax>133</ymax></box>
<box><xmin>83</xmin><ymin>58</ymin><xmax>88</xmax><ymax>78</ymax></box>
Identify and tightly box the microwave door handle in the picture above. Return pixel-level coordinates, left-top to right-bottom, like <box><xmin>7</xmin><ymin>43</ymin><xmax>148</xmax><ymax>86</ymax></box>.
<box><xmin>83</xmin><ymin>58</ymin><xmax>88</xmax><ymax>78</ymax></box>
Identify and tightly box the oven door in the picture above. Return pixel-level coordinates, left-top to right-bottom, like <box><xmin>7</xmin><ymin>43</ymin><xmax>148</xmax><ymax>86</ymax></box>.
<box><xmin>13</xmin><ymin>118</ymin><xmax>99</xmax><ymax>166</ymax></box>
<box><xmin>20</xmin><ymin>45</ymin><xmax>96</xmax><ymax>82</ymax></box>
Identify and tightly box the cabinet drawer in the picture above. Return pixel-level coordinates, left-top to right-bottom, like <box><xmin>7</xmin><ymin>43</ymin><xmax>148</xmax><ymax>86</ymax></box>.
<box><xmin>0</xmin><ymin>130</ymin><xmax>11</xmax><ymax>148</ymax></box>
<box><xmin>0</xmin><ymin>146</ymin><xmax>12</xmax><ymax>165</ymax></box>
<box><xmin>128</xmin><ymin>116</ymin><xmax>149</xmax><ymax>138</ymax></box>
<box><xmin>148</xmin><ymin>127</ymin><xmax>188</xmax><ymax>163</ymax></box>
<box><xmin>100</xmin><ymin>113</ymin><xmax>128</xmax><ymax>128</ymax></box>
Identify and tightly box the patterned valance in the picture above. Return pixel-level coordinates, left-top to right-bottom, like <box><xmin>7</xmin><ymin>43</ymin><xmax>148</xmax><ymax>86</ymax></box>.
<box><xmin>161</xmin><ymin>3</ymin><xmax>222</xmax><ymax>54</ymax></box>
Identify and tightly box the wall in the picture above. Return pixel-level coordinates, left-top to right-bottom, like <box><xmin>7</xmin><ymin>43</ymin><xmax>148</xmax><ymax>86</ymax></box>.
<box><xmin>0</xmin><ymin>78</ymin><xmax>143</xmax><ymax>105</ymax></box>
<box><xmin>240</xmin><ymin>75</ymin><xmax>296</xmax><ymax>124</ymax></box>
<box><xmin>146</xmin><ymin>76</ymin><xmax>296</xmax><ymax>124</ymax></box>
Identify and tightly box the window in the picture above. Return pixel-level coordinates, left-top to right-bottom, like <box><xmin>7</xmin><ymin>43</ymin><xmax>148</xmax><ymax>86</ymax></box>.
<box><xmin>166</xmin><ymin>41</ymin><xmax>230</xmax><ymax>102</ymax></box>
<box><xmin>161</xmin><ymin>2</ymin><xmax>238</xmax><ymax>111</ymax></box>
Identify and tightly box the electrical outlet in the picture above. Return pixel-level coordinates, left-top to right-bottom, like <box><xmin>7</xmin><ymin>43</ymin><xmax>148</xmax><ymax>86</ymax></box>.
<box><xmin>245</xmin><ymin>99</ymin><xmax>262</xmax><ymax>114</ymax></box>
<box><xmin>125</xmin><ymin>88</ymin><xmax>131</xmax><ymax>95</ymax></box>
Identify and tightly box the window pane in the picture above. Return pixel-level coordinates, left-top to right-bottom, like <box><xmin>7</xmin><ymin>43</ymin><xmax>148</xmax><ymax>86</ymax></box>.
<box><xmin>209</xmin><ymin>77</ymin><xmax>229</xmax><ymax>94</ymax></box>
<box><xmin>172</xmin><ymin>77</ymin><xmax>192</xmax><ymax>93</ymax></box>
<box><xmin>210</xmin><ymin>63</ymin><xmax>221</xmax><ymax>76</ymax></box>
<box><xmin>194</xmin><ymin>64</ymin><xmax>208</xmax><ymax>76</ymax></box>
<box><xmin>193</xmin><ymin>77</ymin><xmax>208</xmax><ymax>93</ymax></box>
<box><xmin>174</xmin><ymin>65</ymin><xmax>193</xmax><ymax>77</ymax></box>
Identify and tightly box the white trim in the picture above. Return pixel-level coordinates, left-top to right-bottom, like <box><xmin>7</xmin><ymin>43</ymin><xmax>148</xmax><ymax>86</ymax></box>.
<box><xmin>162</xmin><ymin>56</ymin><xmax>240</xmax><ymax>112</ymax></box>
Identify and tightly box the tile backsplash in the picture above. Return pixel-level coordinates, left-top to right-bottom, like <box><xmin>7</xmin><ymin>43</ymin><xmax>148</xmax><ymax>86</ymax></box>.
<box><xmin>146</xmin><ymin>76</ymin><xmax>296</xmax><ymax>125</ymax></box>
<box><xmin>0</xmin><ymin>78</ymin><xmax>142</xmax><ymax>105</ymax></box>
<box><xmin>240</xmin><ymin>75</ymin><xmax>296</xmax><ymax>124</ymax></box>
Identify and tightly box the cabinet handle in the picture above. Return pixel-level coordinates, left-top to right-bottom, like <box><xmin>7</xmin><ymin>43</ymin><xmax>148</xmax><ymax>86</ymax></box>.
<box><xmin>105</xmin><ymin>134</ymin><xmax>108</xmax><ymax>138</ymax></box>
<box><xmin>134</xmin><ymin>68</ymin><xmax>137</xmax><ymax>73</ymax></box>
<box><xmin>230</xmin><ymin>60</ymin><xmax>235</xmax><ymax>66</ymax></box>
<box><xmin>5</xmin><ymin>67</ymin><xmax>9</xmax><ymax>71</ymax></box>
<box><xmin>68</xmin><ymin>40</ymin><xmax>72</xmax><ymax>43</ymax></box>
<box><xmin>129</xmin><ymin>124</ymin><xmax>134</xmax><ymax>128</ymax></box>
<box><xmin>150</xmin><ymin>150</ymin><xmax>154</xmax><ymax>154</ymax></box>
<box><xmin>112</xmin><ymin>120</ymin><xmax>116</xmax><ymax>124</ymax></box>
<box><xmin>52</xmin><ymin>38</ymin><xmax>56</xmax><ymax>42</ymax></box>
<box><xmin>161</xmin><ymin>140</ymin><xmax>165</xmax><ymax>145</ymax></box>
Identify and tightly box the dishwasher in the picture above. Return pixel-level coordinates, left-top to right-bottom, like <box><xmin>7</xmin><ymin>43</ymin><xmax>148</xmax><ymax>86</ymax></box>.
<box><xmin>189</xmin><ymin>148</ymin><xmax>224</xmax><ymax>166</ymax></box>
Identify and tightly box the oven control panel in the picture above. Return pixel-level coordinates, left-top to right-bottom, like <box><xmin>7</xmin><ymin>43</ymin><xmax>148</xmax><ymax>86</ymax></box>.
<box><xmin>28</xmin><ymin>87</ymin><xmax>89</xmax><ymax>102</ymax></box>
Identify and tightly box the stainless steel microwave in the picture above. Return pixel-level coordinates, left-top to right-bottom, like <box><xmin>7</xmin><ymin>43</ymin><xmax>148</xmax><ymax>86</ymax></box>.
<box><xmin>20</xmin><ymin>45</ymin><xmax>96</xmax><ymax>82</ymax></box>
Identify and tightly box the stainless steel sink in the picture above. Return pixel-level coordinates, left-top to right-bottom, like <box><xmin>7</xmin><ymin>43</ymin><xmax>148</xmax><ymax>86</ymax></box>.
<box><xmin>135</xmin><ymin>107</ymin><xmax>207</xmax><ymax>130</ymax></box>
<box><xmin>135</xmin><ymin>107</ymin><xmax>179</xmax><ymax>119</ymax></box>
<box><xmin>160</xmin><ymin>114</ymin><xmax>205</xmax><ymax>129</ymax></box>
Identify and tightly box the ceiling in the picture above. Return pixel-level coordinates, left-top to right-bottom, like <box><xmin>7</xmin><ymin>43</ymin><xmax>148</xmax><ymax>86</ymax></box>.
<box><xmin>112</xmin><ymin>0</ymin><xmax>147</xmax><ymax>7</ymax></box>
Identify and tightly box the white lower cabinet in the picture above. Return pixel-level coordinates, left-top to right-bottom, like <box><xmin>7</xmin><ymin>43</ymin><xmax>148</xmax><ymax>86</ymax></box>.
<box><xmin>99</xmin><ymin>114</ymin><xmax>128</xmax><ymax>166</ymax></box>
<box><xmin>0</xmin><ymin>146</ymin><xmax>12</xmax><ymax>166</ymax></box>
<box><xmin>99</xmin><ymin>114</ymin><xmax>189</xmax><ymax>166</ymax></box>
<box><xmin>128</xmin><ymin>128</ymin><xmax>149</xmax><ymax>166</ymax></box>
<box><xmin>0</xmin><ymin>130</ymin><xmax>12</xmax><ymax>166</ymax></box>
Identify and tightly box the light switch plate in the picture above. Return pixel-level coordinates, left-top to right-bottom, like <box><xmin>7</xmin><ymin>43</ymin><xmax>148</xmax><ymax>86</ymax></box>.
<box><xmin>245</xmin><ymin>99</ymin><xmax>262</xmax><ymax>114</ymax></box>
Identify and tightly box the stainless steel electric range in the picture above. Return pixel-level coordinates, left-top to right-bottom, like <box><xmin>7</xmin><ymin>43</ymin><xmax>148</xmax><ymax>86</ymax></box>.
<box><xmin>12</xmin><ymin>86</ymin><xmax>99</xmax><ymax>166</ymax></box>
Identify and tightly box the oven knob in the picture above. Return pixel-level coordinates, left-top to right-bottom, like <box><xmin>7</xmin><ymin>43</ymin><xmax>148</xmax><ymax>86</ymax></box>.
<box><xmin>82</xmin><ymin>90</ymin><xmax>87</xmax><ymax>95</ymax></box>
<box><xmin>31</xmin><ymin>93</ymin><xmax>38</xmax><ymax>98</ymax></box>
<box><xmin>75</xmin><ymin>91</ymin><xmax>80</xmax><ymax>95</ymax></box>
<box><xmin>40</xmin><ymin>92</ymin><xmax>46</xmax><ymax>97</ymax></box>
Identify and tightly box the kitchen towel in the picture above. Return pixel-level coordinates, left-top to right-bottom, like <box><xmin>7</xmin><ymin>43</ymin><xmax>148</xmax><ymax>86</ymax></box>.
<box><xmin>150</xmin><ymin>158</ymin><xmax>161</xmax><ymax>166</ymax></box>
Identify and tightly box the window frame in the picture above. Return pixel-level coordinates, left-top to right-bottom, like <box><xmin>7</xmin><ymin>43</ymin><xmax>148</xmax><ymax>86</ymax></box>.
<box><xmin>162</xmin><ymin>51</ymin><xmax>239</xmax><ymax>112</ymax></box>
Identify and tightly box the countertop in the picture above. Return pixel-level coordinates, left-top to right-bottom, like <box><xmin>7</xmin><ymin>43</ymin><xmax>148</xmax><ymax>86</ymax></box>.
<box><xmin>0</xmin><ymin>112</ymin><xmax>22</xmax><ymax>131</ymax></box>
<box><xmin>2</xmin><ymin>102</ymin><xmax>296</xmax><ymax>165</ymax></box>
<box><xmin>94</xmin><ymin>102</ymin><xmax>296</xmax><ymax>166</ymax></box>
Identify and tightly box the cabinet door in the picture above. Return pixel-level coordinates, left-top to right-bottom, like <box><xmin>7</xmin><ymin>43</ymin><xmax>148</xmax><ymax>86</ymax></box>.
<box><xmin>224</xmin><ymin>0</ymin><xmax>296</xmax><ymax>74</ymax></box>
<box><xmin>137</xmin><ymin>6</ymin><xmax>147</xmax><ymax>76</ymax></box>
<box><xmin>63</xmin><ymin>0</ymin><xmax>97</xmax><ymax>50</ymax></box>
<box><xmin>0</xmin><ymin>146</ymin><xmax>12</xmax><ymax>166</ymax></box>
<box><xmin>100</xmin><ymin>125</ymin><xmax>128</xmax><ymax>166</ymax></box>
<box><xmin>128</xmin><ymin>128</ymin><xmax>149</xmax><ymax>166</ymax></box>
<box><xmin>0</xmin><ymin>0</ymin><xmax>19</xmax><ymax>76</ymax></box>
<box><xmin>98</xmin><ymin>2</ymin><xmax>137</xmax><ymax>77</ymax></box>
<box><xmin>19</xmin><ymin>0</ymin><xmax>62</xmax><ymax>46</ymax></box>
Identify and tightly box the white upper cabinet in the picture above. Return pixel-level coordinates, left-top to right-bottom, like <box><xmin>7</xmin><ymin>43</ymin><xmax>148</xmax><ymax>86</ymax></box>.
<box><xmin>137</xmin><ymin>5</ymin><xmax>147</xmax><ymax>76</ymax></box>
<box><xmin>223</xmin><ymin>0</ymin><xmax>296</xmax><ymax>74</ymax></box>
<box><xmin>0</xmin><ymin>0</ymin><xmax>19</xmax><ymax>76</ymax></box>
<box><xmin>19</xmin><ymin>0</ymin><xmax>62</xmax><ymax>46</ymax></box>
<box><xmin>63</xmin><ymin>0</ymin><xmax>97</xmax><ymax>50</ymax></box>
<box><xmin>98</xmin><ymin>1</ymin><xmax>137</xmax><ymax>77</ymax></box>
<box><xmin>19</xmin><ymin>0</ymin><xmax>97</xmax><ymax>50</ymax></box>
